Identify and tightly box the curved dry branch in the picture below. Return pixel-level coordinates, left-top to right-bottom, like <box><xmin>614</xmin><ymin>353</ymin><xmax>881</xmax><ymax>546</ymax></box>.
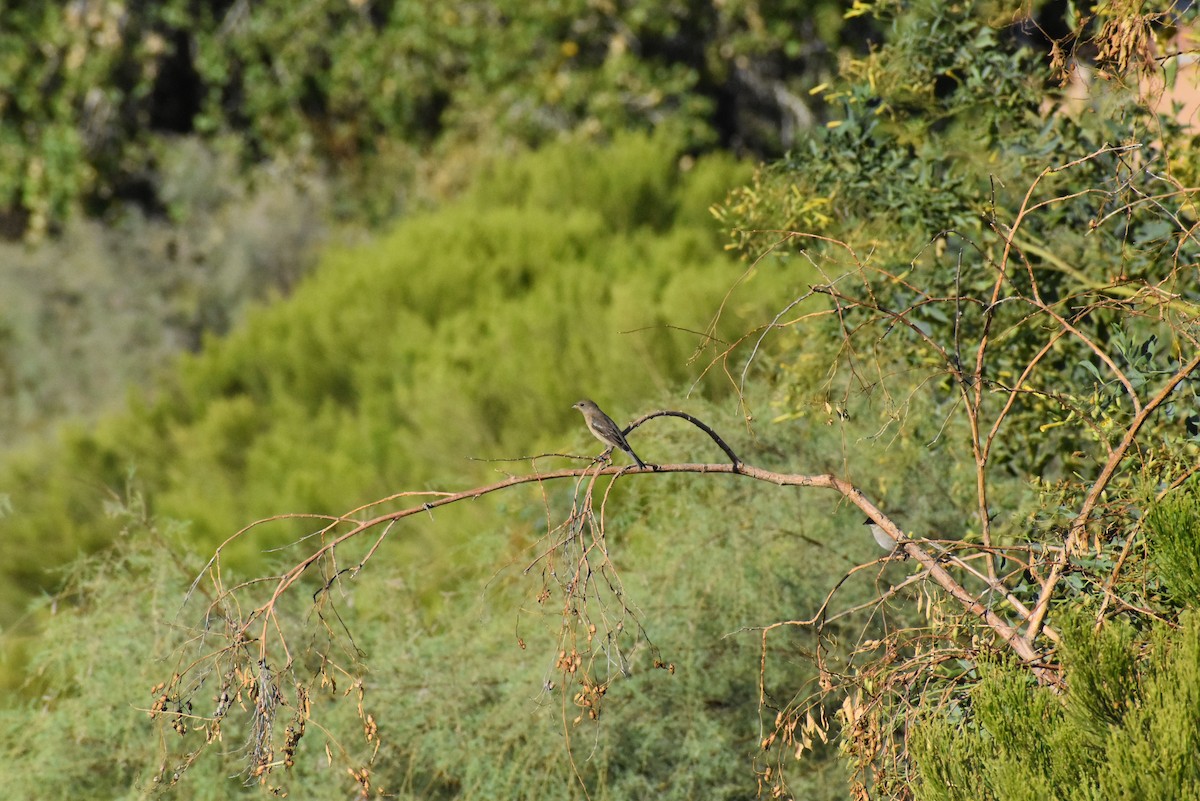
<box><xmin>626</xmin><ymin>409</ymin><xmax>743</xmax><ymax>467</ymax></box>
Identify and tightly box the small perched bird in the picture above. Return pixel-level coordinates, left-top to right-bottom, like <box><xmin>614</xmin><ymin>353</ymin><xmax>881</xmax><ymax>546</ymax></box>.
<box><xmin>863</xmin><ymin>516</ymin><xmax>897</xmax><ymax>552</ymax></box>
<box><xmin>572</xmin><ymin>399</ymin><xmax>647</xmax><ymax>468</ymax></box>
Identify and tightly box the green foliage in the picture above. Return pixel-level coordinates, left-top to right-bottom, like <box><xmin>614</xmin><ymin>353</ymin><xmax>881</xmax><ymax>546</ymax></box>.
<box><xmin>0</xmin><ymin>501</ymin><xmax>398</xmax><ymax>799</ymax></box>
<box><xmin>719</xmin><ymin>0</ymin><xmax>1055</xmax><ymax>248</ymax></box>
<box><xmin>0</xmin><ymin>4</ymin><xmax>104</xmax><ymax>238</ymax></box>
<box><xmin>0</xmin><ymin>505</ymin><xmax>198</xmax><ymax>798</ymax></box>
<box><xmin>1060</xmin><ymin>616</ymin><xmax>1141</xmax><ymax>743</ymax></box>
<box><xmin>718</xmin><ymin>0</ymin><xmax>1200</xmax><ymax>502</ymax></box>
<box><xmin>0</xmin><ymin>0</ymin><xmax>864</xmax><ymax>236</ymax></box>
<box><xmin>0</xmin><ymin>398</ymin><xmax>872</xmax><ymax>799</ymax></box>
<box><xmin>4</xmin><ymin>2</ymin><xmax>1199</xmax><ymax>797</ymax></box>
<box><xmin>0</xmin><ymin>131</ymin><xmax>763</xmax><ymax>629</ymax></box>
<box><xmin>911</xmin><ymin>610</ymin><xmax>1200</xmax><ymax>801</ymax></box>
<box><xmin>358</xmin><ymin>439</ymin><xmax>854</xmax><ymax>800</ymax></box>
<box><xmin>0</xmin><ymin>138</ymin><xmax>329</xmax><ymax>449</ymax></box>
<box><xmin>713</xmin><ymin>1</ymin><xmax>1200</xmax><ymax>796</ymax></box>
<box><xmin>1146</xmin><ymin>488</ymin><xmax>1200</xmax><ymax>607</ymax></box>
<box><xmin>720</xmin><ymin>1</ymin><xmax>1200</xmax><ymax>257</ymax></box>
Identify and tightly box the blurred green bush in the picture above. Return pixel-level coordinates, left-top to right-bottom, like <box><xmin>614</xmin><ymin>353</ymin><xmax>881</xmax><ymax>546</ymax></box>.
<box><xmin>0</xmin><ymin>130</ymin><xmax>766</xmax><ymax>628</ymax></box>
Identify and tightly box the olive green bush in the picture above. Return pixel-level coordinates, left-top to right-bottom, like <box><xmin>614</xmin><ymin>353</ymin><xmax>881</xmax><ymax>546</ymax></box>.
<box><xmin>911</xmin><ymin>605</ymin><xmax>1200</xmax><ymax>801</ymax></box>
<box><xmin>0</xmin><ymin>131</ymin><xmax>761</xmax><ymax>629</ymax></box>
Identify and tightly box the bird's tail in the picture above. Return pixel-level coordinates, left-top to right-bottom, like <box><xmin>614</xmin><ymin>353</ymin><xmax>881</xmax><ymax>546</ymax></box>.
<box><xmin>628</xmin><ymin>447</ymin><xmax>647</xmax><ymax>469</ymax></box>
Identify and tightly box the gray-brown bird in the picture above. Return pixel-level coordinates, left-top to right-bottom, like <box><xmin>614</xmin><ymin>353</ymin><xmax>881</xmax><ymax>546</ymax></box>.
<box><xmin>572</xmin><ymin>399</ymin><xmax>647</xmax><ymax>468</ymax></box>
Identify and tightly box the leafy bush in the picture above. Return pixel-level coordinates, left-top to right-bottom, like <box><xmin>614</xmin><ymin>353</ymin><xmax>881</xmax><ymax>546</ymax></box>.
<box><xmin>712</xmin><ymin>1</ymin><xmax>1200</xmax><ymax>796</ymax></box>
<box><xmin>0</xmin><ymin>0</ymin><xmax>867</xmax><ymax>237</ymax></box>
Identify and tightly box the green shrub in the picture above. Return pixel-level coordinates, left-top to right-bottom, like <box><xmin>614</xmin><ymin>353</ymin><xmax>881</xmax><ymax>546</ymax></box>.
<box><xmin>912</xmin><ymin>611</ymin><xmax>1200</xmax><ymax>801</ymax></box>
